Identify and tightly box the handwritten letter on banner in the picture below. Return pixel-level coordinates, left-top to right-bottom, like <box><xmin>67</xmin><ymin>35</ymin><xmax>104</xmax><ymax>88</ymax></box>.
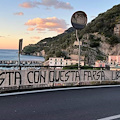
<box><xmin>0</xmin><ymin>70</ymin><xmax>120</xmax><ymax>87</ymax></box>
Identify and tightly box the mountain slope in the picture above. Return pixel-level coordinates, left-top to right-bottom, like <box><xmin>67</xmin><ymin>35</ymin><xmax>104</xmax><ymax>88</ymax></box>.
<box><xmin>22</xmin><ymin>4</ymin><xmax>120</xmax><ymax>63</ymax></box>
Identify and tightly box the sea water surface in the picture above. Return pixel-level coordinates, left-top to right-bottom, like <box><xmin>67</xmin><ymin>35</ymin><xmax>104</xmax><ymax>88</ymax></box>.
<box><xmin>0</xmin><ymin>49</ymin><xmax>44</xmax><ymax>61</ymax></box>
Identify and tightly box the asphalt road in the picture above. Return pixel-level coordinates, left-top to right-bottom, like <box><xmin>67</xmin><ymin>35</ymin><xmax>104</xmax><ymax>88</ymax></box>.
<box><xmin>1</xmin><ymin>87</ymin><xmax>120</xmax><ymax>120</ymax></box>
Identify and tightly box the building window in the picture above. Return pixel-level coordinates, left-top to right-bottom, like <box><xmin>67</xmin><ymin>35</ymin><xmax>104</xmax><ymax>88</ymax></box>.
<box><xmin>61</xmin><ymin>62</ymin><xmax>62</xmax><ymax>65</ymax></box>
<box><xmin>55</xmin><ymin>62</ymin><xmax>57</xmax><ymax>65</ymax></box>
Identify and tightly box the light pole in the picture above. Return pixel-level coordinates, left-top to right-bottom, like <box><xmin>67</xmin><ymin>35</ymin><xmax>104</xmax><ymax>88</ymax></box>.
<box><xmin>76</xmin><ymin>30</ymin><xmax>81</xmax><ymax>69</ymax></box>
<box><xmin>71</xmin><ymin>11</ymin><xmax>87</xmax><ymax>69</ymax></box>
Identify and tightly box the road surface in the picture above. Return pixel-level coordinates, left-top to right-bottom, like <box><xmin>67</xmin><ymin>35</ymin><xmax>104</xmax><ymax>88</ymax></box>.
<box><xmin>1</xmin><ymin>87</ymin><xmax>120</xmax><ymax>120</ymax></box>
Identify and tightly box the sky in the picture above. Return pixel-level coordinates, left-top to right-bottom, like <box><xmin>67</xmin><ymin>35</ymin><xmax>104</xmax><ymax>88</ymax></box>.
<box><xmin>0</xmin><ymin>0</ymin><xmax>120</xmax><ymax>49</ymax></box>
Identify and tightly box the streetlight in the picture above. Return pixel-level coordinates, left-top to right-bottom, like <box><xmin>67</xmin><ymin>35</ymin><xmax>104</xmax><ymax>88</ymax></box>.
<box><xmin>71</xmin><ymin>11</ymin><xmax>87</xmax><ymax>69</ymax></box>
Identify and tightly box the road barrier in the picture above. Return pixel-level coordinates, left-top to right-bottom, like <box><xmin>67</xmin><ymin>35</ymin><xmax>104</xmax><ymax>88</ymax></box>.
<box><xmin>0</xmin><ymin>69</ymin><xmax>120</xmax><ymax>93</ymax></box>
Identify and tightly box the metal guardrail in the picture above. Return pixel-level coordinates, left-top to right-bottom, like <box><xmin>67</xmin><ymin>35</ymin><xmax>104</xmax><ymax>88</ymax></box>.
<box><xmin>0</xmin><ymin>64</ymin><xmax>110</xmax><ymax>70</ymax></box>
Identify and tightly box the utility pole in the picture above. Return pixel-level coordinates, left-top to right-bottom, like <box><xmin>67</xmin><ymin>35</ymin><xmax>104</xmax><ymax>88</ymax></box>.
<box><xmin>76</xmin><ymin>30</ymin><xmax>81</xmax><ymax>69</ymax></box>
<box><xmin>18</xmin><ymin>39</ymin><xmax>23</xmax><ymax>70</ymax></box>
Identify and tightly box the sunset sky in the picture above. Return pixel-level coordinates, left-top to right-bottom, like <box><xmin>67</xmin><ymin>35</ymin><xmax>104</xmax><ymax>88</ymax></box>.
<box><xmin>0</xmin><ymin>0</ymin><xmax>120</xmax><ymax>49</ymax></box>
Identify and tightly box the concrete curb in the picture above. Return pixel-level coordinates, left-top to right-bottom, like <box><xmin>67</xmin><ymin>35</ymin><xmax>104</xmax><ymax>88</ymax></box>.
<box><xmin>1</xmin><ymin>85</ymin><xmax>120</xmax><ymax>97</ymax></box>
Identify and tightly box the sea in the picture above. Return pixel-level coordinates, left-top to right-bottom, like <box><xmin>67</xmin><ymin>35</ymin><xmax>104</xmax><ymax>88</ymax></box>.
<box><xmin>0</xmin><ymin>49</ymin><xmax>45</xmax><ymax>70</ymax></box>
<box><xmin>0</xmin><ymin>49</ymin><xmax>44</xmax><ymax>61</ymax></box>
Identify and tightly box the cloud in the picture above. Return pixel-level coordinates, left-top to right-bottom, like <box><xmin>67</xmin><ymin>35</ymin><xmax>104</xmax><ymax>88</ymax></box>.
<box><xmin>19</xmin><ymin>0</ymin><xmax>73</xmax><ymax>10</ymax></box>
<box><xmin>39</xmin><ymin>0</ymin><xmax>73</xmax><ymax>9</ymax></box>
<box><xmin>0</xmin><ymin>36</ymin><xmax>5</xmax><ymax>38</ymax></box>
<box><xmin>27</xmin><ymin>27</ymin><xmax>35</xmax><ymax>31</ymax></box>
<box><xmin>19</xmin><ymin>2</ymin><xmax>38</xmax><ymax>8</ymax></box>
<box><xmin>25</xmin><ymin>17</ymin><xmax>68</xmax><ymax>33</ymax></box>
<box><xmin>14</xmin><ymin>12</ymin><xmax>24</xmax><ymax>16</ymax></box>
<box><xmin>31</xmin><ymin>36</ymin><xmax>40</xmax><ymax>39</ymax></box>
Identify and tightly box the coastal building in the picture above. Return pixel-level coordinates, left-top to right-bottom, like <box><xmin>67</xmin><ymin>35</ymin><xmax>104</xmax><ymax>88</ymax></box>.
<box><xmin>65</xmin><ymin>59</ymin><xmax>84</xmax><ymax>66</ymax></box>
<box><xmin>95</xmin><ymin>60</ymin><xmax>106</xmax><ymax>67</ymax></box>
<box><xmin>108</xmin><ymin>55</ymin><xmax>120</xmax><ymax>70</ymax></box>
<box><xmin>108</xmin><ymin>55</ymin><xmax>120</xmax><ymax>65</ymax></box>
<box><xmin>95</xmin><ymin>55</ymin><xmax>120</xmax><ymax>68</ymax></box>
<box><xmin>49</xmin><ymin>57</ymin><xmax>64</xmax><ymax>67</ymax></box>
<box><xmin>114</xmin><ymin>24</ymin><xmax>120</xmax><ymax>37</ymax></box>
<box><xmin>49</xmin><ymin>57</ymin><xmax>84</xmax><ymax>69</ymax></box>
<box><xmin>64</xmin><ymin>59</ymin><xmax>78</xmax><ymax>66</ymax></box>
<box><xmin>49</xmin><ymin>57</ymin><xmax>65</xmax><ymax>69</ymax></box>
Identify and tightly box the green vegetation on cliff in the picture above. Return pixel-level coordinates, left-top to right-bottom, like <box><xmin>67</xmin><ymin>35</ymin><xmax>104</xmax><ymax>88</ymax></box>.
<box><xmin>23</xmin><ymin>27</ymin><xmax>76</xmax><ymax>60</ymax></box>
<box><xmin>80</xmin><ymin>4</ymin><xmax>120</xmax><ymax>44</ymax></box>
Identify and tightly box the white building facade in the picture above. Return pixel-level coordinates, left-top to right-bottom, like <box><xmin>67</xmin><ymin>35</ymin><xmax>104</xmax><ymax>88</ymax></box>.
<box><xmin>49</xmin><ymin>57</ymin><xmax>65</xmax><ymax>66</ymax></box>
<box><xmin>49</xmin><ymin>57</ymin><xmax>84</xmax><ymax>69</ymax></box>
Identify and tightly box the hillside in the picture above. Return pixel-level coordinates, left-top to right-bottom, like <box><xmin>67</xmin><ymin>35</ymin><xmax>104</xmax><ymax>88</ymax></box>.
<box><xmin>22</xmin><ymin>4</ymin><xmax>120</xmax><ymax>64</ymax></box>
<box><xmin>22</xmin><ymin>27</ymin><xmax>76</xmax><ymax>60</ymax></box>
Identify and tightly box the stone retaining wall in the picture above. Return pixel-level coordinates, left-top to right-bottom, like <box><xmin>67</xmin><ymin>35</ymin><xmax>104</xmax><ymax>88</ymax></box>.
<box><xmin>0</xmin><ymin>70</ymin><xmax>120</xmax><ymax>92</ymax></box>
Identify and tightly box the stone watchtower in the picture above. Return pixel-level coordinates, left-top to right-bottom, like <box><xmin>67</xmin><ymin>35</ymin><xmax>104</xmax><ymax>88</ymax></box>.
<box><xmin>114</xmin><ymin>23</ymin><xmax>120</xmax><ymax>37</ymax></box>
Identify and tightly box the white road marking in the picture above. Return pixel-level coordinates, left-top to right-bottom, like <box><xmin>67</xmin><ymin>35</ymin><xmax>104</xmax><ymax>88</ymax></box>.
<box><xmin>98</xmin><ymin>114</ymin><xmax>120</xmax><ymax>120</ymax></box>
<box><xmin>1</xmin><ymin>84</ymin><xmax>120</xmax><ymax>97</ymax></box>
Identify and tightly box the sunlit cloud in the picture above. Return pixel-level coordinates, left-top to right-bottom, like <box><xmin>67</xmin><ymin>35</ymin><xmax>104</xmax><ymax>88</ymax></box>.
<box><xmin>14</xmin><ymin>12</ymin><xmax>24</xmax><ymax>16</ymax></box>
<box><xmin>27</xmin><ymin>27</ymin><xmax>35</xmax><ymax>31</ymax></box>
<box><xmin>0</xmin><ymin>36</ymin><xmax>5</xmax><ymax>38</ymax></box>
<box><xmin>25</xmin><ymin>17</ymin><xmax>68</xmax><ymax>33</ymax></box>
<box><xmin>19</xmin><ymin>0</ymin><xmax>73</xmax><ymax>10</ymax></box>
<box><xmin>19</xmin><ymin>2</ymin><xmax>38</xmax><ymax>8</ymax></box>
<box><xmin>31</xmin><ymin>36</ymin><xmax>40</xmax><ymax>39</ymax></box>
